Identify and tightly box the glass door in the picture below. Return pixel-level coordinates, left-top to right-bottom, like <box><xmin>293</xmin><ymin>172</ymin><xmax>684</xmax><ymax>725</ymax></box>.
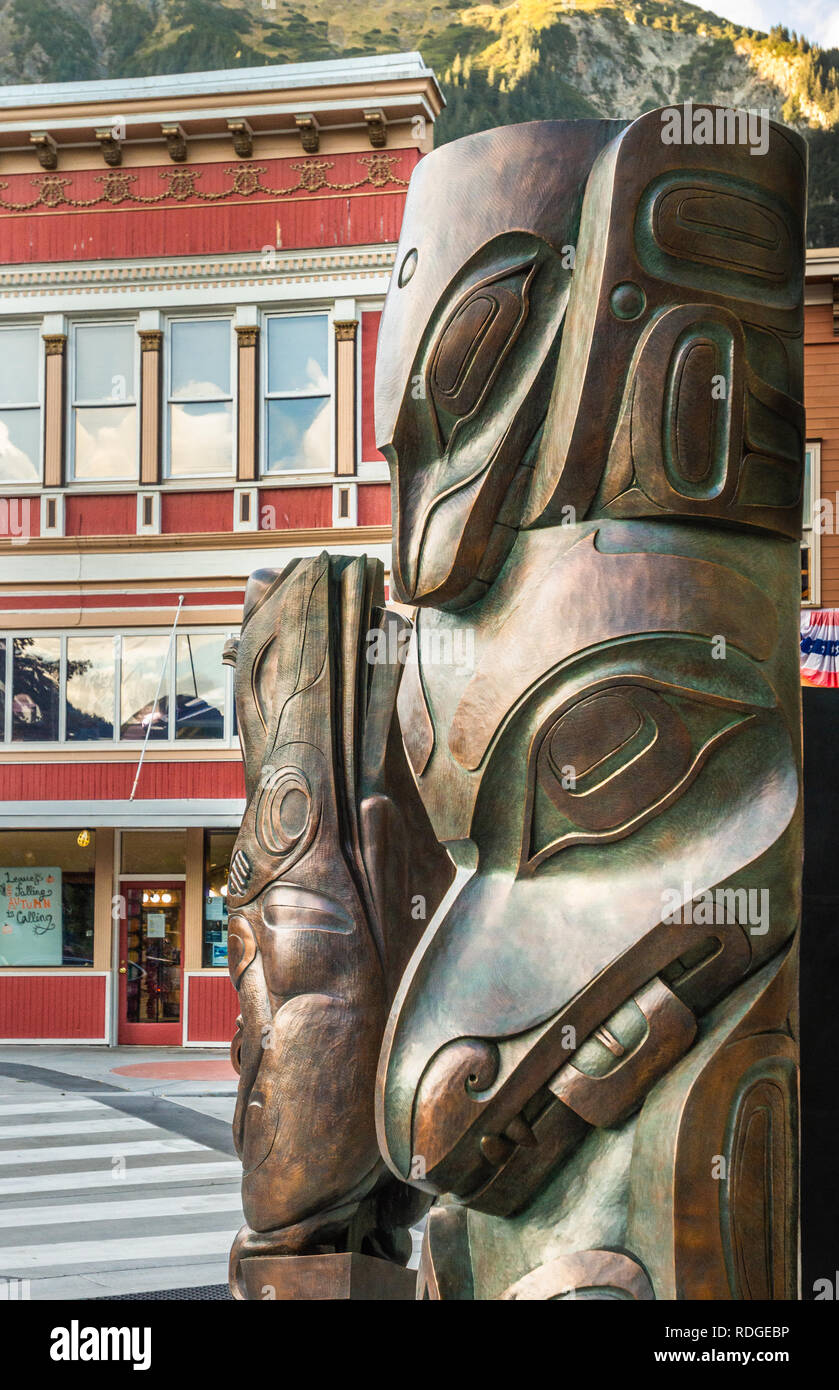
<box><xmin>118</xmin><ymin>881</ymin><xmax>183</xmax><ymax>1044</ymax></box>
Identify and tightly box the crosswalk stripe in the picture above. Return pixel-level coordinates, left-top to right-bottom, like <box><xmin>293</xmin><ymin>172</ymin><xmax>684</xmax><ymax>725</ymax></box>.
<box><xmin>0</xmin><ymin>1087</ymin><xmax>242</xmax><ymax>1291</ymax></box>
<box><xmin>0</xmin><ymin>1160</ymin><xmax>241</xmax><ymax>1196</ymax></box>
<box><xmin>0</xmin><ymin>1099</ymin><xmax>109</xmax><ymax>1118</ymax></box>
<box><xmin>0</xmin><ymin>1230</ymin><xmax>236</xmax><ymax>1272</ymax></box>
<box><xmin>0</xmin><ymin>1137</ymin><xmax>204</xmax><ymax>1167</ymax></box>
<box><xmin>0</xmin><ymin>1191</ymin><xmax>243</xmax><ymax>1230</ymax></box>
<box><xmin>0</xmin><ymin>1117</ymin><xmax>150</xmax><ymax>1141</ymax></box>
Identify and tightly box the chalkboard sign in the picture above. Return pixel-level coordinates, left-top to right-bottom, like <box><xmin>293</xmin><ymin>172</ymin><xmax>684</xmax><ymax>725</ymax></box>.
<box><xmin>0</xmin><ymin>868</ymin><xmax>63</xmax><ymax>965</ymax></box>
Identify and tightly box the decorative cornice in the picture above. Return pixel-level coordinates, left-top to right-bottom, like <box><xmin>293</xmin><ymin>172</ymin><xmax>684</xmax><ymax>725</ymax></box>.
<box><xmin>295</xmin><ymin>113</ymin><xmax>320</xmax><ymax>154</ymax></box>
<box><xmin>0</xmin><ymin>153</ymin><xmax>406</xmax><ymax>215</ymax></box>
<box><xmin>364</xmin><ymin>109</ymin><xmax>387</xmax><ymax>148</ymax></box>
<box><xmin>139</xmin><ymin>329</ymin><xmax>163</xmax><ymax>352</ymax></box>
<box><xmin>161</xmin><ymin>123</ymin><xmax>188</xmax><ymax>163</ymax></box>
<box><xmin>0</xmin><ymin>523</ymin><xmax>392</xmax><ymax>555</ymax></box>
<box><xmin>227</xmin><ymin>119</ymin><xmax>253</xmax><ymax>160</ymax></box>
<box><xmin>0</xmin><ymin>245</ymin><xmax>397</xmax><ymax>299</ymax></box>
<box><xmin>42</xmin><ymin>333</ymin><xmax>67</xmax><ymax>356</ymax></box>
<box><xmin>30</xmin><ymin>132</ymin><xmax>57</xmax><ymax>170</ymax></box>
<box><xmin>235</xmin><ymin>325</ymin><xmax>260</xmax><ymax>348</ymax></box>
<box><xmin>334</xmin><ymin>319</ymin><xmax>359</xmax><ymax>342</ymax></box>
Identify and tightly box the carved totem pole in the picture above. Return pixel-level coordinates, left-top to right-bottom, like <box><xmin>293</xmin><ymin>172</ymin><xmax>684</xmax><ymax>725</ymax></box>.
<box><xmin>228</xmin><ymin>107</ymin><xmax>806</xmax><ymax>1301</ymax></box>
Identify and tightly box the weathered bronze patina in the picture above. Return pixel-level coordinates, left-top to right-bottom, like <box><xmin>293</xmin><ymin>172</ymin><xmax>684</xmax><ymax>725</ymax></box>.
<box><xmin>228</xmin><ymin>106</ymin><xmax>805</xmax><ymax>1300</ymax></box>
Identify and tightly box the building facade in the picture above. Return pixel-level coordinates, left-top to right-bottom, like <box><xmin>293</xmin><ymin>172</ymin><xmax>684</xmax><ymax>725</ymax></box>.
<box><xmin>0</xmin><ymin>75</ymin><xmax>828</xmax><ymax>1046</ymax></box>
<box><xmin>0</xmin><ymin>54</ymin><xmax>441</xmax><ymax>1045</ymax></box>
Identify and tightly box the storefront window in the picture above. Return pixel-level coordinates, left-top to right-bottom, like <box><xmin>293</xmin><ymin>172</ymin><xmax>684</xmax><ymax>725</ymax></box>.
<box><xmin>0</xmin><ymin>830</ymin><xmax>95</xmax><ymax>967</ymax></box>
<box><xmin>203</xmin><ymin>830</ymin><xmax>235</xmax><ymax>967</ymax></box>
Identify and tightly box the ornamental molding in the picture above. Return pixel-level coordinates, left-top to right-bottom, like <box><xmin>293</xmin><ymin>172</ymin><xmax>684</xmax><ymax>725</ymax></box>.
<box><xmin>334</xmin><ymin>319</ymin><xmax>359</xmax><ymax>341</ymax></box>
<box><xmin>0</xmin><ymin>245</ymin><xmax>397</xmax><ymax>299</ymax></box>
<box><xmin>0</xmin><ymin>152</ymin><xmax>407</xmax><ymax>214</ymax></box>
<box><xmin>235</xmin><ymin>325</ymin><xmax>260</xmax><ymax>347</ymax></box>
<box><xmin>42</xmin><ymin>333</ymin><xmax>67</xmax><ymax>355</ymax></box>
<box><xmin>139</xmin><ymin>330</ymin><xmax>163</xmax><ymax>352</ymax></box>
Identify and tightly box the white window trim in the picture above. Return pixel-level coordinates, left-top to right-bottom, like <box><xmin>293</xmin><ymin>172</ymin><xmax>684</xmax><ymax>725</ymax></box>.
<box><xmin>3</xmin><ymin>626</ymin><xmax>238</xmax><ymax>750</ymax></box>
<box><xmin>0</xmin><ymin>319</ymin><xmax>45</xmax><ymax>488</ymax></box>
<box><xmin>260</xmin><ymin>306</ymin><xmax>335</xmax><ymax>479</ymax></box>
<box><xmin>163</xmin><ymin>313</ymin><xmax>237</xmax><ymax>482</ymax></box>
<box><xmin>67</xmin><ymin>317</ymin><xmax>140</xmax><ymax>484</ymax></box>
<box><xmin>803</xmin><ymin>440</ymin><xmax>821</xmax><ymax>608</ymax></box>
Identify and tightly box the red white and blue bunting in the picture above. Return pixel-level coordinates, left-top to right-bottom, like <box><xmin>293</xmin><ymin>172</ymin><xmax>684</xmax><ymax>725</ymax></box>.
<box><xmin>801</xmin><ymin>609</ymin><xmax>839</xmax><ymax>688</ymax></box>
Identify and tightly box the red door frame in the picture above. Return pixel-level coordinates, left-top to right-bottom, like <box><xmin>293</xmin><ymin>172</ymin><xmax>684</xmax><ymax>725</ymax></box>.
<box><xmin>118</xmin><ymin>879</ymin><xmax>184</xmax><ymax>1045</ymax></box>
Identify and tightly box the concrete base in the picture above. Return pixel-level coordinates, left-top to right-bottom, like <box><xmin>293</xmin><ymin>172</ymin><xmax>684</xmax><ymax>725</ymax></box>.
<box><xmin>239</xmin><ymin>1252</ymin><xmax>418</xmax><ymax>1301</ymax></box>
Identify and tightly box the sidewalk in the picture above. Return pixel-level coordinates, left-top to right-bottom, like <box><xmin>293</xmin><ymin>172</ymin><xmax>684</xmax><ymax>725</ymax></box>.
<box><xmin>0</xmin><ymin>1045</ymin><xmax>238</xmax><ymax>1125</ymax></box>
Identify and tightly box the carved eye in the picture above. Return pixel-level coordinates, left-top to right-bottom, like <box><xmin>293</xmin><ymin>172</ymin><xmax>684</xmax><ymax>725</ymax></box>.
<box><xmin>398</xmin><ymin>248</ymin><xmax>418</xmax><ymax>286</ymax></box>
<box><xmin>255</xmin><ymin>766</ymin><xmax>319</xmax><ymax>861</ymax></box>
<box><xmin>227</xmin><ymin>917</ymin><xmax>257</xmax><ymax>988</ymax></box>
<box><xmin>525</xmin><ymin>682</ymin><xmax>755</xmax><ymax>869</ymax></box>
<box><xmin>427</xmin><ymin>261</ymin><xmax>534</xmax><ymax>448</ymax></box>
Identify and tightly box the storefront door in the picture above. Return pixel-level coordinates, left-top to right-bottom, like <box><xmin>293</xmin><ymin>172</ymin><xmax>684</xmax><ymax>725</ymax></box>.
<box><xmin>118</xmin><ymin>881</ymin><xmax>184</xmax><ymax>1044</ymax></box>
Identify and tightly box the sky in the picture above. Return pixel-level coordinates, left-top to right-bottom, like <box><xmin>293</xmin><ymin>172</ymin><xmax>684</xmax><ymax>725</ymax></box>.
<box><xmin>706</xmin><ymin>1</ymin><xmax>839</xmax><ymax>47</ymax></box>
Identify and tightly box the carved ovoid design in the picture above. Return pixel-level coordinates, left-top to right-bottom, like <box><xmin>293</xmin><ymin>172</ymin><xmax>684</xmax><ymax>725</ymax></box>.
<box><xmin>231</xmin><ymin>106</ymin><xmax>804</xmax><ymax>1300</ymax></box>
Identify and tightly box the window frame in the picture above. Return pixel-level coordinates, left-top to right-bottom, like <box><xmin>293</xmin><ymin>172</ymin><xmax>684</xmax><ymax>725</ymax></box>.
<box><xmin>260</xmin><ymin>307</ymin><xmax>335</xmax><ymax>478</ymax></box>
<box><xmin>163</xmin><ymin>313</ymin><xmax>237</xmax><ymax>481</ymax></box>
<box><xmin>67</xmin><ymin>317</ymin><xmax>140</xmax><ymax>484</ymax></box>
<box><xmin>2</xmin><ymin>627</ymin><xmax>238</xmax><ymax>749</ymax></box>
<box><xmin>0</xmin><ymin>319</ymin><xmax>44</xmax><ymax>488</ymax></box>
<box><xmin>803</xmin><ymin>440</ymin><xmax>821</xmax><ymax>608</ymax></box>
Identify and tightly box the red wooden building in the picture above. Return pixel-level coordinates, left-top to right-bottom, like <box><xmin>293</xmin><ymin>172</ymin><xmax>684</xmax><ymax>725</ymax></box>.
<box><xmin>0</xmin><ymin>54</ymin><xmax>441</xmax><ymax>1045</ymax></box>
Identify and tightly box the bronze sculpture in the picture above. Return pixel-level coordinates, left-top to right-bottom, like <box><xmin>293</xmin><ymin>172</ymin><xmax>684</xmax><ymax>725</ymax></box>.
<box><xmin>227</xmin><ymin>106</ymin><xmax>805</xmax><ymax>1300</ymax></box>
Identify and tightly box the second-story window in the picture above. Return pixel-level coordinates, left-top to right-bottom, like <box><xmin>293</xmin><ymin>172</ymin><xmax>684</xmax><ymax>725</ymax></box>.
<box><xmin>264</xmin><ymin>313</ymin><xmax>331</xmax><ymax>473</ymax></box>
<box><xmin>168</xmin><ymin>318</ymin><xmax>234</xmax><ymax>476</ymax></box>
<box><xmin>1</xmin><ymin>629</ymin><xmax>234</xmax><ymax>745</ymax></box>
<box><xmin>72</xmin><ymin>322</ymin><xmax>137</xmax><ymax>480</ymax></box>
<box><xmin>0</xmin><ymin>325</ymin><xmax>41</xmax><ymax>483</ymax></box>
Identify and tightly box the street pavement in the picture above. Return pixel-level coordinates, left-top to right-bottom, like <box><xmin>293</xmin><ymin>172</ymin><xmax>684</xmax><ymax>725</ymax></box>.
<box><xmin>0</xmin><ymin>1045</ymin><xmax>424</xmax><ymax>1300</ymax></box>
<box><xmin>0</xmin><ymin>1046</ymin><xmax>241</xmax><ymax>1300</ymax></box>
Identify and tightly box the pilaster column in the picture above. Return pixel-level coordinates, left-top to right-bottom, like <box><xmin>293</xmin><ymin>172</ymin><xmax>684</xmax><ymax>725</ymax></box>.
<box><xmin>139</xmin><ymin>330</ymin><xmax>163</xmax><ymax>485</ymax></box>
<box><xmin>42</xmin><ymin>333</ymin><xmax>67</xmax><ymax>488</ymax></box>
<box><xmin>334</xmin><ymin>319</ymin><xmax>358</xmax><ymax>476</ymax></box>
<box><xmin>236</xmin><ymin>325</ymin><xmax>259</xmax><ymax>481</ymax></box>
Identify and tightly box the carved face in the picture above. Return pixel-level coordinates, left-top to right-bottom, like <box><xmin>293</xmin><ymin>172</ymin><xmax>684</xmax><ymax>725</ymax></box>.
<box><xmin>375</xmin><ymin>121</ymin><xmax>625</xmax><ymax>610</ymax></box>
<box><xmin>374</xmin><ymin>108</ymin><xmax>807</xmax><ymax>1221</ymax></box>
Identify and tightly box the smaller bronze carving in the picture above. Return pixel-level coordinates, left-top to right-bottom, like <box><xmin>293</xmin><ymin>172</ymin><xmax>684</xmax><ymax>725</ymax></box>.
<box><xmin>225</xmin><ymin>553</ymin><xmax>453</xmax><ymax>1299</ymax></box>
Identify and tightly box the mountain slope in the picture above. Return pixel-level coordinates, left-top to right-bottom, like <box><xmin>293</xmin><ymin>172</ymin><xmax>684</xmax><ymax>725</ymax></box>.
<box><xmin>0</xmin><ymin>0</ymin><xmax>837</xmax><ymax>244</ymax></box>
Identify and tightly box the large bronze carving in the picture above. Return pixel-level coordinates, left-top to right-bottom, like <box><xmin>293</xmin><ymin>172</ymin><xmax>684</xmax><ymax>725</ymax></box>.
<box><xmin>228</xmin><ymin>106</ymin><xmax>805</xmax><ymax>1300</ymax></box>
